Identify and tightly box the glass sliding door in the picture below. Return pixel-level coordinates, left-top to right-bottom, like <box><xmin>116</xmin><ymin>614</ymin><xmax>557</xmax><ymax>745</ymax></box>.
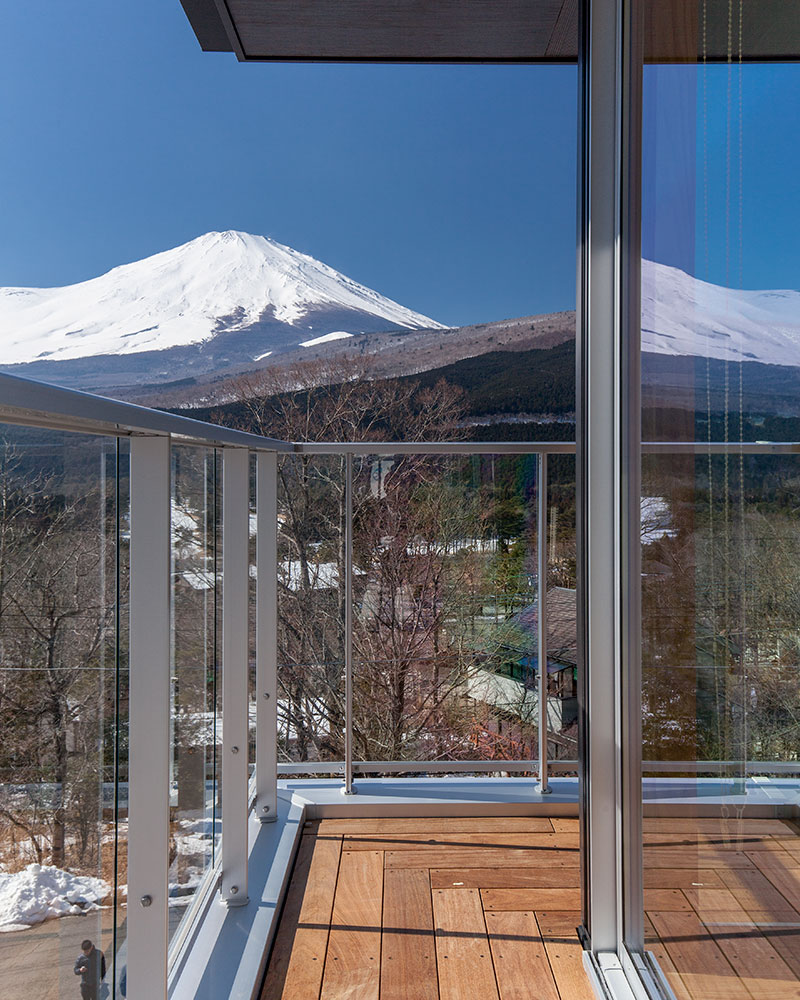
<box><xmin>631</xmin><ymin>3</ymin><xmax>800</xmax><ymax>997</ymax></box>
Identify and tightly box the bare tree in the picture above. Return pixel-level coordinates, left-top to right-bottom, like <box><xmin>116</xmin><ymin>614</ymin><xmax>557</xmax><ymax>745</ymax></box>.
<box><xmin>219</xmin><ymin>358</ymin><xmax>478</xmax><ymax>762</ymax></box>
<box><xmin>0</xmin><ymin>438</ymin><xmax>118</xmax><ymax>871</ymax></box>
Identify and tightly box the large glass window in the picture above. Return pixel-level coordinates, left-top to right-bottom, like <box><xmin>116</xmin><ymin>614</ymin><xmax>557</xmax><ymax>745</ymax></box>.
<box><xmin>636</xmin><ymin>5</ymin><xmax>800</xmax><ymax>995</ymax></box>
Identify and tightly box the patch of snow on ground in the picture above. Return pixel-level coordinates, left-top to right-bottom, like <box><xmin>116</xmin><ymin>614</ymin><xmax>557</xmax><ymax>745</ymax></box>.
<box><xmin>0</xmin><ymin>864</ymin><xmax>111</xmax><ymax>932</ymax></box>
<box><xmin>299</xmin><ymin>331</ymin><xmax>354</xmax><ymax>348</ymax></box>
<box><xmin>174</xmin><ymin>817</ymin><xmax>221</xmax><ymax>856</ymax></box>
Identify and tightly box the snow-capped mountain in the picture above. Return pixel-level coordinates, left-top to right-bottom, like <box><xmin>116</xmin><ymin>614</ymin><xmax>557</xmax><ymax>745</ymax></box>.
<box><xmin>1</xmin><ymin>235</ymin><xmax>799</xmax><ymax>395</ymax></box>
<box><xmin>0</xmin><ymin>230</ymin><xmax>444</xmax><ymax>387</ymax></box>
<box><xmin>642</xmin><ymin>259</ymin><xmax>800</xmax><ymax>367</ymax></box>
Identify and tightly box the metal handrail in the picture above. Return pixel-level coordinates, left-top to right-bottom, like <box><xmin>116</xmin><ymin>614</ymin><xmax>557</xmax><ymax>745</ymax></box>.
<box><xmin>3</xmin><ymin>371</ymin><xmax>798</xmax><ymax>456</ymax></box>
<box><xmin>0</xmin><ymin>371</ymin><xmax>293</xmax><ymax>451</ymax></box>
<box><xmin>295</xmin><ymin>441</ymin><xmax>577</xmax><ymax>454</ymax></box>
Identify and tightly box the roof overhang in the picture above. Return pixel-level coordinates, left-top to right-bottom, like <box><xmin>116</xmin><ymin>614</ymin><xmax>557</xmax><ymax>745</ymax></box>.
<box><xmin>180</xmin><ymin>0</ymin><xmax>800</xmax><ymax>63</ymax></box>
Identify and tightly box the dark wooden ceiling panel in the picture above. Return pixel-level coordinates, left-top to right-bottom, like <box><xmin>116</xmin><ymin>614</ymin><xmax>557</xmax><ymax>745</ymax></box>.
<box><xmin>179</xmin><ymin>0</ymin><xmax>800</xmax><ymax>62</ymax></box>
<box><xmin>226</xmin><ymin>0</ymin><xmax>567</xmax><ymax>61</ymax></box>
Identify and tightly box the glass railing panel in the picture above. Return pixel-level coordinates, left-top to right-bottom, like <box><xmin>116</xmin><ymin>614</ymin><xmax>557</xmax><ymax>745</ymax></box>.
<box><xmin>168</xmin><ymin>445</ymin><xmax>221</xmax><ymax>942</ymax></box>
<box><xmin>277</xmin><ymin>455</ymin><xmax>344</xmax><ymax>768</ymax></box>
<box><xmin>0</xmin><ymin>425</ymin><xmax>128</xmax><ymax>999</ymax></box>
<box><xmin>350</xmin><ymin>452</ymin><xmax>576</xmax><ymax>772</ymax></box>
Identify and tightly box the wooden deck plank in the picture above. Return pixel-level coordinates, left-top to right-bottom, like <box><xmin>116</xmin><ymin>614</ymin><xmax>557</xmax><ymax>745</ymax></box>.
<box><xmin>431</xmin><ymin>868</ymin><xmax>580</xmax><ymax>889</ymax></box>
<box><xmin>432</xmin><ymin>888</ymin><xmax>500</xmax><ymax>1000</ymax></box>
<box><xmin>318</xmin><ymin>817</ymin><xmax>555</xmax><ymax>835</ymax></box>
<box><xmin>536</xmin><ymin>911</ymin><xmax>596</xmax><ymax>1000</ymax></box>
<box><xmin>643</xmin><ymin>868</ymin><xmax>725</xmax><ymax>889</ymax></box>
<box><xmin>550</xmin><ymin>818</ymin><xmax>579</xmax><ymax>833</ymax></box>
<box><xmin>649</xmin><ymin>910</ymin><xmax>752</xmax><ymax>1000</ymax></box>
<box><xmin>719</xmin><ymin>868</ymin><xmax>800</xmax><ymax>918</ymax></box>
<box><xmin>679</xmin><ymin>886</ymin><xmax>746</xmax><ymax>916</ymax></box>
<box><xmin>753</xmin><ymin>863</ymin><xmax>800</xmax><ymax>910</ymax></box>
<box><xmin>259</xmin><ymin>834</ymin><xmax>317</xmax><ymax>999</ymax></box>
<box><xmin>320</xmin><ymin>850</ymin><xmax>383</xmax><ymax>1000</ymax></box>
<box><xmin>381</xmin><ymin>869</ymin><xmax>438</xmax><ymax>1000</ymax></box>
<box><xmin>485</xmin><ymin>910</ymin><xmax>560</xmax><ymax>1000</ymax></box>
<box><xmin>643</xmin><ymin>913</ymin><xmax>694</xmax><ymax>1000</ymax></box>
<box><xmin>700</xmin><ymin>911</ymin><xmax>800</xmax><ymax>999</ymax></box>
<box><xmin>261</xmin><ymin>833</ymin><xmax>342</xmax><ymax>1000</ymax></box>
<box><xmin>387</xmin><ymin>848</ymin><xmax>579</xmax><ymax>869</ymax></box>
<box><xmin>749</xmin><ymin>921</ymin><xmax>800</xmax><ymax>981</ymax></box>
<box><xmin>345</xmin><ymin>832</ymin><xmax>579</xmax><ymax>851</ymax></box>
<box><xmin>747</xmin><ymin>851</ymin><xmax>800</xmax><ymax>872</ymax></box>
<box><xmin>643</xmin><ymin>889</ymin><xmax>693</xmax><ymax>911</ymax></box>
<box><xmin>481</xmin><ymin>888</ymin><xmax>581</xmax><ymax>911</ymax></box>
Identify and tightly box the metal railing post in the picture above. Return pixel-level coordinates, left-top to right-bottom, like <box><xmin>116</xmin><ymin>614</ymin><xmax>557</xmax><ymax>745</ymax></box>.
<box><xmin>537</xmin><ymin>451</ymin><xmax>552</xmax><ymax>795</ymax></box>
<box><xmin>128</xmin><ymin>435</ymin><xmax>171</xmax><ymax>1000</ymax></box>
<box><xmin>341</xmin><ymin>452</ymin><xmax>357</xmax><ymax>795</ymax></box>
<box><xmin>221</xmin><ymin>447</ymin><xmax>250</xmax><ymax>905</ymax></box>
<box><xmin>256</xmin><ymin>452</ymin><xmax>278</xmax><ymax>822</ymax></box>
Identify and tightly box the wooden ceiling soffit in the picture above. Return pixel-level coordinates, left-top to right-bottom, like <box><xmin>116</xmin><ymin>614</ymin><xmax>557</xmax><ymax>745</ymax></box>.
<box><xmin>180</xmin><ymin>0</ymin><xmax>800</xmax><ymax>62</ymax></box>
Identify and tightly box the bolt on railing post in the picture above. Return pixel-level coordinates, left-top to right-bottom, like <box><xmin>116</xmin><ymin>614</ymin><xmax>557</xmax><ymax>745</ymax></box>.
<box><xmin>256</xmin><ymin>452</ymin><xmax>278</xmax><ymax>822</ymax></box>
<box><xmin>341</xmin><ymin>452</ymin><xmax>357</xmax><ymax>795</ymax></box>
<box><xmin>537</xmin><ymin>452</ymin><xmax>552</xmax><ymax>795</ymax></box>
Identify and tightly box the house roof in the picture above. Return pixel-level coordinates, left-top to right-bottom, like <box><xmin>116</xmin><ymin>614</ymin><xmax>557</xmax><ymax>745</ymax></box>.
<box><xmin>516</xmin><ymin>586</ymin><xmax>577</xmax><ymax>668</ymax></box>
<box><xmin>179</xmin><ymin>0</ymin><xmax>800</xmax><ymax>63</ymax></box>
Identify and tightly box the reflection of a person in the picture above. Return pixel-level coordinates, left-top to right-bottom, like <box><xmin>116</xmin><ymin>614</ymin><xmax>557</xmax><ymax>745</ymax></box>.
<box><xmin>73</xmin><ymin>939</ymin><xmax>106</xmax><ymax>1000</ymax></box>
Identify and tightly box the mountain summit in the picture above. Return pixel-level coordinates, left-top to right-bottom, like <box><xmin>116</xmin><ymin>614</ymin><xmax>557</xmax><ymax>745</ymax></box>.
<box><xmin>2</xmin><ymin>235</ymin><xmax>800</xmax><ymax>396</ymax></box>
<box><xmin>0</xmin><ymin>230</ymin><xmax>445</xmax><ymax>387</ymax></box>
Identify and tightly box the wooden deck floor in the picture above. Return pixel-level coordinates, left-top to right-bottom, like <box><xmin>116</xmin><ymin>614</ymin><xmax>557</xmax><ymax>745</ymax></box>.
<box><xmin>261</xmin><ymin>815</ymin><xmax>593</xmax><ymax>1000</ymax></box>
<box><xmin>260</xmin><ymin>816</ymin><xmax>800</xmax><ymax>1000</ymax></box>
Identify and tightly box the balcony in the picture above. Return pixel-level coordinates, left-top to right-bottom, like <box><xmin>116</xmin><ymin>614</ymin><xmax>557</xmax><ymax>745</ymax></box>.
<box><xmin>2</xmin><ymin>372</ymin><xmax>800</xmax><ymax>1000</ymax></box>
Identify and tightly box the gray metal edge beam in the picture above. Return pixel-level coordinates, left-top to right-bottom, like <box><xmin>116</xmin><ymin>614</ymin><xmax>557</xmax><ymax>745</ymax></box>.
<box><xmin>178</xmin><ymin>0</ymin><xmax>232</xmax><ymax>51</ymax></box>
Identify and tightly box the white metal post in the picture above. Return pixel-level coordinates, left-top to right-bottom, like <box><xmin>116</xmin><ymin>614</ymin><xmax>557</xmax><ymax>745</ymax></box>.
<box><xmin>222</xmin><ymin>448</ymin><xmax>250</xmax><ymax>905</ymax></box>
<box><xmin>128</xmin><ymin>435</ymin><xmax>171</xmax><ymax>1000</ymax></box>
<box><xmin>256</xmin><ymin>452</ymin><xmax>278</xmax><ymax>822</ymax></box>
<box><xmin>537</xmin><ymin>452</ymin><xmax>552</xmax><ymax>795</ymax></box>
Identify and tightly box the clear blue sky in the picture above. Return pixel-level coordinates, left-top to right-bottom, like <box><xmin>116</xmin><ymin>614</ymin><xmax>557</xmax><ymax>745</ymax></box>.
<box><xmin>0</xmin><ymin>1</ymin><xmax>577</xmax><ymax>327</ymax></box>
<box><xmin>643</xmin><ymin>62</ymin><xmax>800</xmax><ymax>293</ymax></box>
<box><xmin>1</xmin><ymin>4</ymin><xmax>798</xmax><ymax>327</ymax></box>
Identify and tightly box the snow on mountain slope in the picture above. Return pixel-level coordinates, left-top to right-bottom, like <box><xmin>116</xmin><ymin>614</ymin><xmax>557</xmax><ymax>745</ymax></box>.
<box><xmin>642</xmin><ymin>259</ymin><xmax>800</xmax><ymax>367</ymax></box>
<box><xmin>0</xmin><ymin>231</ymin><xmax>444</xmax><ymax>365</ymax></box>
<box><xmin>300</xmin><ymin>331</ymin><xmax>353</xmax><ymax>348</ymax></box>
